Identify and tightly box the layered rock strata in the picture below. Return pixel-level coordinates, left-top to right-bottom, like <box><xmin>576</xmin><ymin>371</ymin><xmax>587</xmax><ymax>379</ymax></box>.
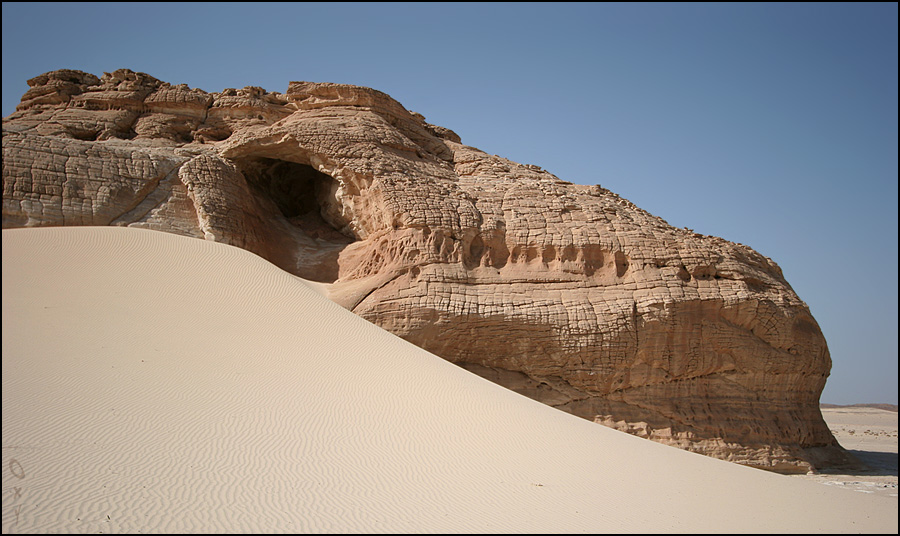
<box><xmin>2</xmin><ymin>69</ymin><xmax>853</xmax><ymax>473</ymax></box>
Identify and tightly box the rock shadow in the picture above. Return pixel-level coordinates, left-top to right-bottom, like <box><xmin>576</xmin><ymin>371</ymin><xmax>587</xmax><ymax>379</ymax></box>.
<box><xmin>844</xmin><ymin>450</ymin><xmax>899</xmax><ymax>477</ymax></box>
<box><xmin>234</xmin><ymin>156</ymin><xmax>355</xmax><ymax>283</ymax></box>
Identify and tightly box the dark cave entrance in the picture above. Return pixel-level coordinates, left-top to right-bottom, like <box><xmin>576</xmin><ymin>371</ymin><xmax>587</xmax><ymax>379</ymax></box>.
<box><xmin>234</xmin><ymin>157</ymin><xmax>355</xmax><ymax>283</ymax></box>
<box><xmin>236</xmin><ymin>157</ymin><xmax>340</xmax><ymax>222</ymax></box>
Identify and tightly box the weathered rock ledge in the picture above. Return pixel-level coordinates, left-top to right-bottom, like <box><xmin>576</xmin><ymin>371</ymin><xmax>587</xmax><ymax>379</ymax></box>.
<box><xmin>2</xmin><ymin>68</ymin><xmax>856</xmax><ymax>473</ymax></box>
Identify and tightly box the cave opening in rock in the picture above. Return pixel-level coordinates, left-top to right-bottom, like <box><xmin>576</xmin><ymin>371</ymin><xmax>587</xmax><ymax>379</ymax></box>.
<box><xmin>234</xmin><ymin>156</ymin><xmax>355</xmax><ymax>283</ymax></box>
<box><xmin>238</xmin><ymin>158</ymin><xmax>333</xmax><ymax>220</ymax></box>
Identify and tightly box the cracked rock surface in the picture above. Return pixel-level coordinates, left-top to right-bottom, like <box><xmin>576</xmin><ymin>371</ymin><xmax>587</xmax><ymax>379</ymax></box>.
<box><xmin>3</xmin><ymin>68</ymin><xmax>853</xmax><ymax>473</ymax></box>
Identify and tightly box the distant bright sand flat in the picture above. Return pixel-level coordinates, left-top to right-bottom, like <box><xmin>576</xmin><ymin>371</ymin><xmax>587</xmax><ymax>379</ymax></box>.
<box><xmin>2</xmin><ymin>226</ymin><xmax>897</xmax><ymax>533</ymax></box>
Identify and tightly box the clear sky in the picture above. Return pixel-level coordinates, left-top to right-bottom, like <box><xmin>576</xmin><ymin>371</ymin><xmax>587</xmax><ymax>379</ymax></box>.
<box><xmin>2</xmin><ymin>2</ymin><xmax>897</xmax><ymax>405</ymax></box>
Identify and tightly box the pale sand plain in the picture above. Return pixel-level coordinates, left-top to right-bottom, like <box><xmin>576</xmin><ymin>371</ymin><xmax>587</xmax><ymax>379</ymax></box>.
<box><xmin>793</xmin><ymin>407</ymin><xmax>898</xmax><ymax>499</ymax></box>
<box><xmin>2</xmin><ymin>226</ymin><xmax>897</xmax><ymax>534</ymax></box>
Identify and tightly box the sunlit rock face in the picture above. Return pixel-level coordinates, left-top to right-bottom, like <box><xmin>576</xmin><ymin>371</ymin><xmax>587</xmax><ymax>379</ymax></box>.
<box><xmin>2</xmin><ymin>69</ymin><xmax>853</xmax><ymax>473</ymax></box>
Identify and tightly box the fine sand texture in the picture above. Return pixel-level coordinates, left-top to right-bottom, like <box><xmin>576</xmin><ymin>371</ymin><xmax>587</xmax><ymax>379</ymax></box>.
<box><xmin>3</xmin><ymin>226</ymin><xmax>897</xmax><ymax>533</ymax></box>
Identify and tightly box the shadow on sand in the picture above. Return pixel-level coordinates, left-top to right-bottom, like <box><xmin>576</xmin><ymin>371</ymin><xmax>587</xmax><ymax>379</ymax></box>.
<box><xmin>843</xmin><ymin>449</ymin><xmax>899</xmax><ymax>477</ymax></box>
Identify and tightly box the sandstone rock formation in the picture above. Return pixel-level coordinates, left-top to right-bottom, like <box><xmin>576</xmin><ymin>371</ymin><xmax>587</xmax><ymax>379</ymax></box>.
<box><xmin>2</xmin><ymin>68</ymin><xmax>854</xmax><ymax>473</ymax></box>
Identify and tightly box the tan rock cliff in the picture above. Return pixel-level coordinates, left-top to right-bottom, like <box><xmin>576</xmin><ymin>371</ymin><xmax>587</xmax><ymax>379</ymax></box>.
<box><xmin>2</xmin><ymin>69</ymin><xmax>855</xmax><ymax>473</ymax></box>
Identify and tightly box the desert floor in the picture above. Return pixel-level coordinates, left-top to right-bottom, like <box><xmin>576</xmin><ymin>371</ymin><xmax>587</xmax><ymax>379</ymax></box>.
<box><xmin>792</xmin><ymin>407</ymin><xmax>899</xmax><ymax>499</ymax></box>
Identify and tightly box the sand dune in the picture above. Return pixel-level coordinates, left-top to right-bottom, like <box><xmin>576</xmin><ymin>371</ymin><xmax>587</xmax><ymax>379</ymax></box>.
<box><xmin>2</xmin><ymin>226</ymin><xmax>897</xmax><ymax>533</ymax></box>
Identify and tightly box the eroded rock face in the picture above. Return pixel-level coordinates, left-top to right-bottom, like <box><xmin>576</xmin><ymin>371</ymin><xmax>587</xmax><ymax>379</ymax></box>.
<box><xmin>2</xmin><ymin>69</ymin><xmax>853</xmax><ymax>473</ymax></box>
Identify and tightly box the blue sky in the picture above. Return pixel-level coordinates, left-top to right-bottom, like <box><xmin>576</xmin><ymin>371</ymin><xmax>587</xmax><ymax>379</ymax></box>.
<box><xmin>3</xmin><ymin>2</ymin><xmax>897</xmax><ymax>405</ymax></box>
